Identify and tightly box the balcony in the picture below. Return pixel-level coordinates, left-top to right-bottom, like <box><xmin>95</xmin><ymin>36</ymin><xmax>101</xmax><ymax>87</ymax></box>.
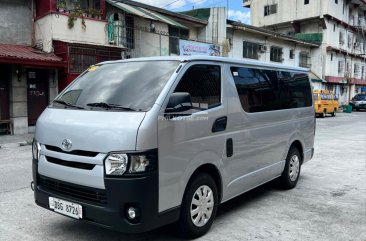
<box><xmin>349</xmin><ymin>15</ymin><xmax>365</xmax><ymax>30</ymax></box>
<box><xmin>35</xmin><ymin>13</ymin><xmax>108</xmax><ymax>53</ymax></box>
<box><xmin>243</xmin><ymin>0</ymin><xmax>252</xmax><ymax>7</ymax></box>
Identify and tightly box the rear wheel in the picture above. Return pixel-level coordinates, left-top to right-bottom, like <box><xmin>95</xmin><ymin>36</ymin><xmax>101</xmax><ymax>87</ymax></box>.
<box><xmin>279</xmin><ymin>147</ymin><xmax>302</xmax><ymax>189</ymax></box>
<box><xmin>321</xmin><ymin>109</ymin><xmax>326</xmax><ymax>118</ymax></box>
<box><xmin>331</xmin><ymin>108</ymin><xmax>336</xmax><ymax>117</ymax></box>
<box><xmin>177</xmin><ymin>173</ymin><xmax>218</xmax><ymax>239</ymax></box>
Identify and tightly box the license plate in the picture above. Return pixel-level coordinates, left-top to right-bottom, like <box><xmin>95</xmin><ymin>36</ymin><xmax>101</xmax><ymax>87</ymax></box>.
<box><xmin>49</xmin><ymin>197</ymin><xmax>82</xmax><ymax>219</ymax></box>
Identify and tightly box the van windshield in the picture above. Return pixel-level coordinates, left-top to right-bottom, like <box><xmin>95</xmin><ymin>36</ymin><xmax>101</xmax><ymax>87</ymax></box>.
<box><xmin>53</xmin><ymin>61</ymin><xmax>180</xmax><ymax>111</ymax></box>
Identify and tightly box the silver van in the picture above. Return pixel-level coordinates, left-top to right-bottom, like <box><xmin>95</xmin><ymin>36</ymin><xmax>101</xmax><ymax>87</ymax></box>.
<box><xmin>32</xmin><ymin>56</ymin><xmax>315</xmax><ymax>238</ymax></box>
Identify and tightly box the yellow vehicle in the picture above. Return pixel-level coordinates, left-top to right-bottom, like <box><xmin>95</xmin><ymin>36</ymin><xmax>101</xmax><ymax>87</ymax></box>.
<box><xmin>313</xmin><ymin>90</ymin><xmax>339</xmax><ymax>117</ymax></box>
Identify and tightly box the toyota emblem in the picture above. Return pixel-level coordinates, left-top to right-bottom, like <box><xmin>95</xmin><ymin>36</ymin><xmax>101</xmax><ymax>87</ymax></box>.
<box><xmin>61</xmin><ymin>139</ymin><xmax>72</xmax><ymax>151</ymax></box>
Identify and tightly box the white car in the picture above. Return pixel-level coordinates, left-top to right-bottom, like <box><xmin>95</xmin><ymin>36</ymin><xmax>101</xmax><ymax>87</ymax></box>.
<box><xmin>350</xmin><ymin>94</ymin><xmax>366</xmax><ymax>111</ymax></box>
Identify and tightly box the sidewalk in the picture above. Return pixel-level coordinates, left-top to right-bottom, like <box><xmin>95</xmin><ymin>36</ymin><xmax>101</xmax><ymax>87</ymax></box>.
<box><xmin>0</xmin><ymin>133</ymin><xmax>34</xmax><ymax>148</ymax></box>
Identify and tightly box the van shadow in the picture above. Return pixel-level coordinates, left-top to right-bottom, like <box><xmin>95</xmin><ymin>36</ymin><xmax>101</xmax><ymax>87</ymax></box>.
<box><xmin>52</xmin><ymin>218</ymin><xmax>181</xmax><ymax>241</ymax></box>
<box><xmin>216</xmin><ymin>180</ymin><xmax>279</xmax><ymax>218</ymax></box>
<box><xmin>52</xmin><ymin>181</ymin><xmax>280</xmax><ymax>241</ymax></box>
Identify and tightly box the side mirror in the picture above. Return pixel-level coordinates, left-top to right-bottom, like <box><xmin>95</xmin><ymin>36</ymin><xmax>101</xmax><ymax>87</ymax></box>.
<box><xmin>165</xmin><ymin>92</ymin><xmax>192</xmax><ymax>117</ymax></box>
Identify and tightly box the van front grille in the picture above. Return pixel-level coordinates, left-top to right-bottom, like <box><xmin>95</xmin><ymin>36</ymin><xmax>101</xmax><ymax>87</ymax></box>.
<box><xmin>46</xmin><ymin>156</ymin><xmax>96</xmax><ymax>170</ymax></box>
<box><xmin>45</xmin><ymin>145</ymin><xmax>98</xmax><ymax>157</ymax></box>
<box><xmin>38</xmin><ymin>175</ymin><xmax>107</xmax><ymax>205</ymax></box>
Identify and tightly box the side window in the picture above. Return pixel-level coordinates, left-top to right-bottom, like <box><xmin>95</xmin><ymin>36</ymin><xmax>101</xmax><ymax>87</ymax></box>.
<box><xmin>281</xmin><ymin>72</ymin><xmax>312</xmax><ymax>108</ymax></box>
<box><xmin>230</xmin><ymin>67</ymin><xmax>278</xmax><ymax>112</ymax></box>
<box><xmin>230</xmin><ymin>67</ymin><xmax>312</xmax><ymax>113</ymax></box>
<box><xmin>174</xmin><ymin>65</ymin><xmax>221</xmax><ymax>111</ymax></box>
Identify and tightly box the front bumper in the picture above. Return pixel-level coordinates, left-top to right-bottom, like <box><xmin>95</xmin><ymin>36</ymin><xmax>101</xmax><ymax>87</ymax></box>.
<box><xmin>349</xmin><ymin>102</ymin><xmax>366</xmax><ymax>109</ymax></box>
<box><xmin>32</xmin><ymin>159</ymin><xmax>179</xmax><ymax>233</ymax></box>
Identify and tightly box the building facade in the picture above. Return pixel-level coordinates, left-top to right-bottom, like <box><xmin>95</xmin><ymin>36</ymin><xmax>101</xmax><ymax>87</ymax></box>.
<box><xmin>0</xmin><ymin>0</ymin><xmax>227</xmax><ymax>135</ymax></box>
<box><xmin>0</xmin><ymin>0</ymin><xmax>65</xmax><ymax>135</ymax></box>
<box><xmin>105</xmin><ymin>1</ymin><xmax>227</xmax><ymax>58</ymax></box>
<box><xmin>226</xmin><ymin>21</ymin><xmax>321</xmax><ymax>88</ymax></box>
<box><xmin>34</xmin><ymin>0</ymin><xmax>125</xmax><ymax>91</ymax></box>
<box><xmin>244</xmin><ymin>0</ymin><xmax>366</xmax><ymax>105</ymax></box>
<box><xmin>35</xmin><ymin>0</ymin><xmax>224</xmax><ymax>90</ymax></box>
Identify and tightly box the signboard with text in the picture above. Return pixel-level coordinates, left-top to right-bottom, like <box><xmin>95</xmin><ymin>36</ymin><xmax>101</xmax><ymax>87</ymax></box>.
<box><xmin>179</xmin><ymin>40</ymin><xmax>220</xmax><ymax>56</ymax></box>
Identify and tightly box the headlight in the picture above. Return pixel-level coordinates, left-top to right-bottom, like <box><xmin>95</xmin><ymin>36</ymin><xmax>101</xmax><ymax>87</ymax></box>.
<box><xmin>32</xmin><ymin>140</ymin><xmax>41</xmax><ymax>161</ymax></box>
<box><xmin>104</xmin><ymin>150</ymin><xmax>157</xmax><ymax>176</ymax></box>
<box><xmin>105</xmin><ymin>154</ymin><xmax>128</xmax><ymax>175</ymax></box>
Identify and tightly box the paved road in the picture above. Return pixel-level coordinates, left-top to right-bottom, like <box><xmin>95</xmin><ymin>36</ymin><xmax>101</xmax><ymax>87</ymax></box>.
<box><xmin>0</xmin><ymin>112</ymin><xmax>365</xmax><ymax>241</ymax></box>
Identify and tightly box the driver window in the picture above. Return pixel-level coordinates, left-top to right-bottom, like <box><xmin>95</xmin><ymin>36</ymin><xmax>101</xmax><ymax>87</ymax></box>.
<box><xmin>174</xmin><ymin>65</ymin><xmax>221</xmax><ymax>112</ymax></box>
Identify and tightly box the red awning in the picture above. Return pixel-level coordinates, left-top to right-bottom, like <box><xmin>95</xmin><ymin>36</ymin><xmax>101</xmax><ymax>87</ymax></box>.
<box><xmin>0</xmin><ymin>44</ymin><xmax>66</xmax><ymax>68</ymax></box>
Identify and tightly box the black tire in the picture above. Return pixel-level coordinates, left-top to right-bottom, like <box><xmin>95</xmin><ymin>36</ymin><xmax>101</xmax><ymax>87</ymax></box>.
<box><xmin>331</xmin><ymin>109</ymin><xmax>336</xmax><ymax>117</ymax></box>
<box><xmin>279</xmin><ymin>147</ymin><xmax>302</xmax><ymax>189</ymax></box>
<box><xmin>321</xmin><ymin>110</ymin><xmax>326</xmax><ymax>118</ymax></box>
<box><xmin>355</xmin><ymin>108</ymin><xmax>359</xmax><ymax>111</ymax></box>
<box><xmin>177</xmin><ymin>173</ymin><xmax>218</xmax><ymax>239</ymax></box>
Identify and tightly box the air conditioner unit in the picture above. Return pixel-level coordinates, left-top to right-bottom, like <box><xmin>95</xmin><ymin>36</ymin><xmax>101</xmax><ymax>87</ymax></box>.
<box><xmin>259</xmin><ymin>45</ymin><xmax>267</xmax><ymax>52</ymax></box>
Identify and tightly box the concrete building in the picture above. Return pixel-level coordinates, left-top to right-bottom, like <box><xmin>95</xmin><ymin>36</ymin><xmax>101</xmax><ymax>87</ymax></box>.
<box><xmin>243</xmin><ymin>0</ymin><xmax>366</xmax><ymax>105</ymax></box>
<box><xmin>34</xmin><ymin>0</ymin><xmax>125</xmax><ymax>91</ymax></box>
<box><xmin>0</xmin><ymin>0</ymin><xmax>227</xmax><ymax>135</ymax></box>
<box><xmin>105</xmin><ymin>1</ymin><xmax>227</xmax><ymax>58</ymax></box>
<box><xmin>35</xmin><ymin>0</ymin><xmax>225</xmax><ymax>89</ymax></box>
<box><xmin>0</xmin><ymin>0</ymin><xmax>65</xmax><ymax>135</ymax></box>
<box><xmin>226</xmin><ymin>20</ymin><xmax>321</xmax><ymax>88</ymax></box>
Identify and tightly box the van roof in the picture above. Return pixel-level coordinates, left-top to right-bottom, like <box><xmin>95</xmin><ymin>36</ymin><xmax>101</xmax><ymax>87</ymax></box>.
<box><xmin>100</xmin><ymin>56</ymin><xmax>309</xmax><ymax>72</ymax></box>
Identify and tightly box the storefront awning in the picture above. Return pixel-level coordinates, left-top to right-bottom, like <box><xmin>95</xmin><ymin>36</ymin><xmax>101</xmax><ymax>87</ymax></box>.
<box><xmin>309</xmin><ymin>71</ymin><xmax>326</xmax><ymax>83</ymax></box>
<box><xmin>0</xmin><ymin>44</ymin><xmax>66</xmax><ymax>68</ymax></box>
<box><xmin>107</xmin><ymin>0</ymin><xmax>188</xmax><ymax>29</ymax></box>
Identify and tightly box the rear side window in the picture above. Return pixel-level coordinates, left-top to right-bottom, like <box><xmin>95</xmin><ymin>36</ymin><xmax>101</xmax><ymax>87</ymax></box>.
<box><xmin>174</xmin><ymin>65</ymin><xmax>221</xmax><ymax>111</ymax></box>
<box><xmin>230</xmin><ymin>67</ymin><xmax>312</xmax><ymax>113</ymax></box>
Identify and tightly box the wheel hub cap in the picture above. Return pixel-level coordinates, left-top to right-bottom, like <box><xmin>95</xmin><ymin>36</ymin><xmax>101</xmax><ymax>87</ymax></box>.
<box><xmin>190</xmin><ymin>185</ymin><xmax>214</xmax><ymax>227</ymax></box>
<box><xmin>289</xmin><ymin>155</ymin><xmax>300</xmax><ymax>181</ymax></box>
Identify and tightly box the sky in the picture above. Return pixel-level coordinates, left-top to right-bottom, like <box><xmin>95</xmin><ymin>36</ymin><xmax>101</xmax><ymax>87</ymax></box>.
<box><xmin>132</xmin><ymin>0</ymin><xmax>251</xmax><ymax>24</ymax></box>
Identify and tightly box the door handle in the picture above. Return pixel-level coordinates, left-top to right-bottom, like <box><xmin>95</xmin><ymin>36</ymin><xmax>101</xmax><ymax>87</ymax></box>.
<box><xmin>212</xmin><ymin>116</ymin><xmax>227</xmax><ymax>133</ymax></box>
<box><xmin>226</xmin><ymin>138</ymin><xmax>233</xmax><ymax>157</ymax></box>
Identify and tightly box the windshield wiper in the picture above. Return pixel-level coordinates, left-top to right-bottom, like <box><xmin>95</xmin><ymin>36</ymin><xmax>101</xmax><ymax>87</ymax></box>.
<box><xmin>53</xmin><ymin>100</ymin><xmax>84</xmax><ymax>109</ymax></box>
<box><xmin>86</xmin><ymin>102</ymin><xmax>138</xmax><ymax>111</ymax></box>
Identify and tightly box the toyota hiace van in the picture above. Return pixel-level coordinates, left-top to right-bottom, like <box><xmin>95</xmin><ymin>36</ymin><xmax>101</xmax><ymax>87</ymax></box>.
<box><xmin>32</xmin><ymin>56</ymin><xmax>315</xmax><ymax>238</ymax></box>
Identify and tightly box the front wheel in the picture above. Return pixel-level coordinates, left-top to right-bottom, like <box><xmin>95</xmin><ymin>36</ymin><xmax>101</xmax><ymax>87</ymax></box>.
<box><xmin>177</xmin><ymin>173</ymin><xmax>218</xmax><ymax>239</ymax></box>
<box><xmin>279</xmin><ymin>147</ymin><xmax>302</xmax><ymax>189</ymax></box>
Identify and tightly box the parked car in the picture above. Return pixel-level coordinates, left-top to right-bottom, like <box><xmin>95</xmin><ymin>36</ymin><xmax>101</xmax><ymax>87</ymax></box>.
<box><xmin>31</xmin><ymin>56</ymin><xmax>315</xmax><ymax>239</ymax></box>
<box><xmin>349</xmin><ymin>94</ymin><xmax>366</xmax><ymax>111</ymax></box>
<box><xmin>313</xmin><ymin>89</ymin><xmax>339</xmax><ymax>117</ymax></box>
